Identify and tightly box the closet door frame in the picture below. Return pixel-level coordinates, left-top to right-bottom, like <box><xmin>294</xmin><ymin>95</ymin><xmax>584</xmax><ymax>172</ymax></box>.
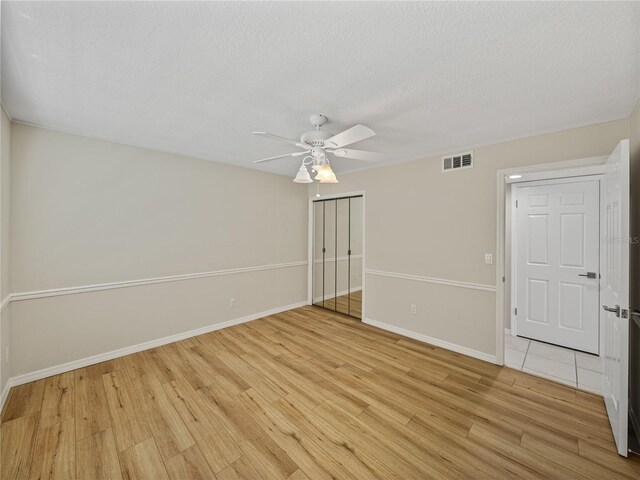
<box><xmin>308</xmin><ymin>191</ymin><xmax>366</xmax><ymax>320</ymax></box>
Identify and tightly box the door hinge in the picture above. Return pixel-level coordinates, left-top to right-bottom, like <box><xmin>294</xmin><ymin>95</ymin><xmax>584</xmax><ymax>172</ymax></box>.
<box><xmin>348</xmin><ymin>249</ymin><xmax>351</xmax><ymax>256</ymax></box>
<box><xmin>322</xmin><ymin>247</ymin><xmax>326</xmax><ymax>254</ymax></box>
<box><xmin>514</xmin><ymin>307</ymin><xmax>518</xmax><ymax>316</ymax></box>
<box><xmin>515</xmin><ymin>200</ymin><xmax>518</xmax><ymax>208</ymax></box>
<box><xmin>621</xmin><ymin>308</ymin><xmax>629</xmax><ymax>319</ymax></box>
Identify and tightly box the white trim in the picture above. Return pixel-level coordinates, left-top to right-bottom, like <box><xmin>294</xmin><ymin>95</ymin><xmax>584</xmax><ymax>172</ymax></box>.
<box><xmin>505</xmin><ymin>162</ymin><xmax>606</xmax><ymax>184</ymax></box>
<box><xmin>1</xmin><ymin>102</ymin><xmax>12</xmax><ymax>121</ymax></box>
<box><xmin>1</xmin><ymin>301</ymin><xmax>307</xmax><ymax>401</ymax></box>
<box><xmin>0</xmin><ymin>381</ymin><xmax>11</xmax><ymax>411</ymax></box>
<box><xmin>313</xmin><ymin>254</ymin><xmax>362</xmax><ymax>264</ymax></box>
<box><xmin>7</xmin><ymin>261</ymin><xmax>307</xmax><ymax>303</ymax></box>
<box><xmin>364</xmin><ymin>317</ymin><xmax>497</xmax><ymax>364</ymax></box>
<box><xmin>496</xmin><ymin>156</ymin><xmax>609</xmax><ymax>367</ymax></box>
<box><xmin>0</xmin><ymin>296</ymin><xmax>9</xmax><ymax>313</ymax></box>
<box><xmin>365</xmin><ymin>269</ymin><xmax>496</xmax><ymax>293</ymax></box>
<box><xmin>505</xmin><ymin>328</ymin><xmax>512</xmax><ymax>336</ymax></box>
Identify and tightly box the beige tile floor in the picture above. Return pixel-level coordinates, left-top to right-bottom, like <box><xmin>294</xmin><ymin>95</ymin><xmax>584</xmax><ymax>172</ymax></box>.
<box><xmin>505</xmin><ymin>333</ymin><xmax>603</xmax><ymax>395</ymax></box>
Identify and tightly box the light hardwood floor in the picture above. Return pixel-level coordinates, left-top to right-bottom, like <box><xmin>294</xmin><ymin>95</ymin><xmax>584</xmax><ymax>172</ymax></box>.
<box><xmin>1</xmin><ymin>306</ymin><xmax>639</xmax><ymax>479</ymax></box>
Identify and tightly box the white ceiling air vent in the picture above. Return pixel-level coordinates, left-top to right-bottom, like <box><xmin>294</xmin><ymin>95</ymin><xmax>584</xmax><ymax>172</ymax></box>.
<box><xmin>442</xmin><ymin>151</ymin><xmax>473</xmax><ymax>172</ymax></box>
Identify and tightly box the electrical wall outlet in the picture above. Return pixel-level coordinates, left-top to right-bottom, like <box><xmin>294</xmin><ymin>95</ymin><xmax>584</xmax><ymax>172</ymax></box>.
<box><xmin>484</xmin><ymin>253</ymin><xmax>493</xmax><ymax>264</ymax></box>
<box><xmin>229</xmin><ymin>297</ymin><xmax>236</xmax><ymax>308</ymax></box>
<box><xmin>410</xmin><ymin>304</ymin><xmax>417</xmax><ymax>314</ymax></box>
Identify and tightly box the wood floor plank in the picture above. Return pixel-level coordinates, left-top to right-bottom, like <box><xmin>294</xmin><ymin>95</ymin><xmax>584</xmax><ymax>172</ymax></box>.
<box><xmin>38</xmin><ymin>372</ymin><xmax>74</xmax><ymax>429</ymax></box>
<box><xmin>28</xmin><ymin>417</ymin><xmax>75</xmax><ymax>480</ymax></box>
<box><xmin>164</xmin><ymin>444</ymin><xmax>215</xmax><ymax>480</ymax></box>
<box><xmin>122</xmin><ymin>351</ymin><xmax>156</xmax><ymax>380</ymax></box>
<box><xmin>215</xmin><ymin>456</ymin><xmax>263</xmax><ymax>480</ymax></box>
<box><xmin>239</xmin><ymin>389</ymin><xmax>359</xmax><ymax>480</ymax></box>
<box><xmin>102</xmin><ymin>370</ymin><xmax>151</xmax><ymax>452</ymax></box>
<box><xmin>75</xmin><ymin>428</ymin><xmax>123</xmax><ymax>480</ymax></box>
<box><xmin>131</xmin><ymin>373</ymin><xmax>195</xmax><ymax>461</ymax></box>
<box><xmin>119</xmin><ymin>437</ymin><xmax>170</xmax><ymax>480</ymax></box>
<box><xmin>75</xmin><ymin>366</ymin><xmax>112</xmax><ymax>441</ymax></box>
<box><xmin>2</xmin><ymin>380</ymin><xmax>45</xmax><ymax>423</ymax></box>
<box><xmin>162</xmin><ymin>377</ymin><xmax>224</xmax><ymax>442</ymax></box>
<box><xmin>196</xmin><ymin>431</ymin><xmax>243</xmax><ymax>474</ymax></box>
<box><xmin>2</xmin><ymin>306</ymin><xmax>638</xmax><ymax>479</ymax></box>
<box><xmin>0</xmin><ymin>415</ymin><xmax>39</xmax><ymax>480</ymax></box>
<box><xmin>271</xmin><ymin>395</ymin><xmax>393</xmax><ymax>480</ymax></box>
<box><xmin>578</xmin><ymin>438</ymin><xmax>640</xmax><ymax>478</ymax></box>
<box><xmin>520</xmin><ymin>432</ymin><xmax>630</xmax><ymax>480</ymax></box>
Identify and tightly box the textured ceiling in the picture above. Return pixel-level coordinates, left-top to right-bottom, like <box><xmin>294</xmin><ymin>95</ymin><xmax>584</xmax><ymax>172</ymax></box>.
<box><xmin>2</xmin><ymin>1</ymin><xmax>639</xmax><ymax>176</ymax></box>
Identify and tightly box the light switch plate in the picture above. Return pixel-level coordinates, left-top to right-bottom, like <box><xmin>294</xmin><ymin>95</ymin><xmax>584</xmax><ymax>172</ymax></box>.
<box><xmin>484</xmin><ymin>253</ymin><xmax>493</xmax><ymax>264</ymax></box>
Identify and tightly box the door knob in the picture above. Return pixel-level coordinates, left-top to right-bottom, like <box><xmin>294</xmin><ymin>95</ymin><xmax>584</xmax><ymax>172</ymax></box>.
<box><xmin>603</xmin><ymin>305</ymin><xmax>620</xmax><ymax>315</ymax></box>
<box><xmin>578</xmin><ymin>272</ymin><xmax>597</xmax><ymax>278</ymax></box>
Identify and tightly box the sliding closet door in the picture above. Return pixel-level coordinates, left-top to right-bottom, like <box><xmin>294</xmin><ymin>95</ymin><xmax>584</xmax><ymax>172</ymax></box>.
<box><xmin>336</xmin><ymin>198</ymin><xmax>350</xmax><ymax>315</ymax></box>
<box><xmin>312</xmin><ymin>195</ymin><xmax>363</xmax><ymax>319</ymax></box>
<box><xmin>312</xmin><ymin>201</ymin><xmax>325</xmax><ymax>308</ymax></box>
<box><xmin>323</xmin><ymin>200</ymin><xmax>337</xmax><ymax>310</ymax></box>
<box><xmin>350</xmin><ymin>196</ymin><xmax>363</xmax><ymax>318</ymax></box>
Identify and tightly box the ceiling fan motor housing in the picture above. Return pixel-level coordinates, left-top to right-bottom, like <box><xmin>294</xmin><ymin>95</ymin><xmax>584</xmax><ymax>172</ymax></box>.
<box><xmin>300</xmin><ymin>130</ymin><xmax>332</xmax><ymax>147</ymax></box>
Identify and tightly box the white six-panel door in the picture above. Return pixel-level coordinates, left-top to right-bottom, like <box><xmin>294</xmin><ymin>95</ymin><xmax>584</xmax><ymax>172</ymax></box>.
<box><xmin>601</xmin><ymin>139</ymin><xmax>630</xmax><ymax>457</ymax></box>
<box><xmin>515</xmin><ymin>179</ymin><xmax>600</xmax><ymax>354</ymax></box>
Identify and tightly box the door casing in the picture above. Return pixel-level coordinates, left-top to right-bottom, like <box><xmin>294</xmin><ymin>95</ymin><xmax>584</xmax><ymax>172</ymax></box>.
<box><xmin>496</xmin><ymin>157</ymin><xmax>607</xmax><ymax>365</ymax></box>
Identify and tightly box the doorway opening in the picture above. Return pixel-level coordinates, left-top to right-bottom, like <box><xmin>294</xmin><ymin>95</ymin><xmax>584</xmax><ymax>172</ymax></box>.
<box><xmin>507</xmin><ymin>173</ymin><xmax>604</xmax><ymax>392</ymax></box>
<box><xmin>309</xmin><ymin>193</ymin><xmax>364</xmax><ymax>319</ymax></box>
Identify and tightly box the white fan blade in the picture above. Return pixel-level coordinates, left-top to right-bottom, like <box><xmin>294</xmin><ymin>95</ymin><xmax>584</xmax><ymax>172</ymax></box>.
<box><xmin>253</xmin><ymin>150</ymin><xmax>310</xmax><ymax>164</ymax></box>
<box><xmin>329</xmin><ymin>148</ymin><xmax>384</xmax><ymax>161</ymax></box>
<box><xmin>325</xmin><ymin>124</ymin><xmax>375</xmax><ymax>148</ymax></box>
<box><xmin>252</xmin><ymin>131</ymin><xmax>305</xmax><ymax>148</ymax></box>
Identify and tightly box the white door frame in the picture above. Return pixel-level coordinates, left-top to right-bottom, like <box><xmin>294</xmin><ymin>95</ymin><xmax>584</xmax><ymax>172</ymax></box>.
<box><xmin>495</xmin><ymin>157</ymin><xmax>607</xmax><ymax>364</ymax></box>
<box><xmin>307</xmin><ymin>191</ymin><xmax>366</xmax><ymax>320</ymax></box>
<box><xmin>510</xmin><ymin>176</ymin><xmax>603</xmax><ymax>346</ymax></box>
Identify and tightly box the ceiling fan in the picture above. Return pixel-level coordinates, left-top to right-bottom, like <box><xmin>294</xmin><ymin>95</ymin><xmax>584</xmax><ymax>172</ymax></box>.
<box><xmin>252</xmin><ymin>114</ymin><xmax>384</xmax><ymax>183</ymax></box>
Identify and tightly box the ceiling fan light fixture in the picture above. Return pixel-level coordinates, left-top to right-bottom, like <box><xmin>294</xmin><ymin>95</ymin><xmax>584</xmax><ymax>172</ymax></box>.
<box><xmin>315</xmin><ymin>164</ymin><xmax>339</xmax><ymax>184</ymax></box>
<box><xmin>293</xmin><ymin>165</ymin><xmax>313</xmax><ymax>183</ymax></box>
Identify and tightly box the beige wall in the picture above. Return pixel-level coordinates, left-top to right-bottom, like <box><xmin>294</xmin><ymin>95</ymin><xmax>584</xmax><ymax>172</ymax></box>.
<box><xmin>313</xmin><ymin>118</ymin><xmax>630</xmax><ymax>357</ymax></box>
<box><xmin>11</xmin><ymin>124</ymin><xmax>307</xmax><ymax>292</ymax></box>
<box><xmin>1</xmin><ymin>108</ymin><xmax>11</xmax><ymax>393</ymax></box>
<box><xmin>7</xmin><ymin>124</ymin><xmax>308</xmax><ymax>377</ymax></box>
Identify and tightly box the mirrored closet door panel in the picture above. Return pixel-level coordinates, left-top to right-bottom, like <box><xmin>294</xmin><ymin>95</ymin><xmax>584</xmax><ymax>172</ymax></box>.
<box><xmin>312</xmin><ymin>201</ymin><xmax>325</xmax><ymax>309</ymax></box>
<box><xmin>323</xmin><ymin>199</ymin><xmax>337</xmax><ymax>310</ymax></box>
<box><xmin>349</xmin><ymin>196</ymin><xmax>363</xmax><ymax>318</ymax></box>
<box><xmin>336</xmin><ymin>198</ymin><xmax>350</xmax><ymax>315</ymax></box>
<box><xmin>312</xmin><ymin>195</ymin><xmax>363</xmax><ymax>319</ymax></box>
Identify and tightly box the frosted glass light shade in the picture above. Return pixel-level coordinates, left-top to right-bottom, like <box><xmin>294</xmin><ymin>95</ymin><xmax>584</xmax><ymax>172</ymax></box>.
<box><xmin>293</xmin><ymin>165</ymin><xmax>313</xmax><ymax>183</ymax></box>
<box><xmin>315</xmin><ymin>164</ymin><xmax>339</xmax><ymax>184</ymax></box>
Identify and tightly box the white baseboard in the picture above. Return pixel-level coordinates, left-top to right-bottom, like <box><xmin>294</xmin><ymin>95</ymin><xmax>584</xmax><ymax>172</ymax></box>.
<box><xmin>363</xmin><ymin>317</ymin><xmax>497</xmax><ymax>364</ymax></box>
<box><xmin>0</xmin><ymin>381</ymin><xmax>11</xmax><ymax>411</ymax></box>
<box><xmin>1</xmin><ymin>300</ymin><xmax>307</xmax><ymax>409</ymax></box>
